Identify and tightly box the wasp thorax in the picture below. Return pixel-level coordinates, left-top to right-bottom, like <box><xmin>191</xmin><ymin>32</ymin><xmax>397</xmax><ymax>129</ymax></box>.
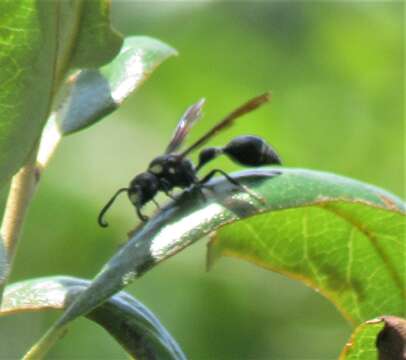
<box><xmin>149</xmin><ymin>163</ymin><xmax>163</xmax><ymax>175</ymax></box>
<box><xmin>149</xmin><ymin>155</ymin><xmax>176</xmax><ymax>173</ymax></box>
<box><xmin>148</xmin><ymin>154</ymin><xmax>196</xmax><ymax>190</ymax></box>
<box><xmin>149</xmin><ymin>155</ymin><xmax>179</xmax><ymax>177</ymax></box>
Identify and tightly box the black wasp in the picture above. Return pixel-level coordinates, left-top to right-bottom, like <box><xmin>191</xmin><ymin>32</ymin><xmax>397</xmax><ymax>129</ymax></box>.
<box><xmin>98</xmin><ymin>93</ymin><xmax>282</xmax><ymax>227</ymax></box>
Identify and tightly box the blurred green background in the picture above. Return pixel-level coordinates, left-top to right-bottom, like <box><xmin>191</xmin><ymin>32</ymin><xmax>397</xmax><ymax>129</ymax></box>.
<box><xmin>0</xmin><ymin>1</ymin><xmax>404</xmax><ymax>359</ymax></box>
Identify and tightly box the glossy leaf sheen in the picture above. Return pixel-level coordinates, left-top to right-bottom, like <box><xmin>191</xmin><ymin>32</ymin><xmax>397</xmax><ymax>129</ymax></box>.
<box><xmin>58</xmin><ymin>36</ymin><xmax>177</xmax><ymax>135</ymax></box>
<box><xmin>0</xmin><ymin>0</ymin><xmax>122</xmax><ymax>187</ymax></box>
<box><xmin>24</xmin><ymin>168</ymin><xmax>405</xmax><ymax>358</ymax></box>
<box><xmin>1</xmin><ymin>276</ymin><xmax>185</xmax><ymax>360</ymax></box>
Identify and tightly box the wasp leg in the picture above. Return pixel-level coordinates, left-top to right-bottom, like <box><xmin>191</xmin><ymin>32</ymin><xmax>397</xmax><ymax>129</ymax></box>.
<box><xmin>199</xmin><ymin>169</ymin><xmax>241</xmax><ymax>187</ymax></box>
<box><xmin>200</xmin><ymin>169</ymin><xmax>266</xmax><ymax>204</ymax></box>
<box><xmin>159</xmin><ymin>179</ymin><xmax>176</xmax><ymax>200</ymax></box>
<box><xmin>191</xmin><ymin>180</ymin><xmax>207</xmax><ymax>202</ymax></box>
<box><xmin>136</xmin><ymin>206</ymin><xmax>148</xmax><ymax>222</ymax></box>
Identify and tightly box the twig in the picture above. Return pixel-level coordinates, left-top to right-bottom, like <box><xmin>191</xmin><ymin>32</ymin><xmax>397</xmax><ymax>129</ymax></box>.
<box><xmin>0</xmin><ymin>155</ymin><xmax>40</xmax><ymax>262</ymax></box>
<box><xmin>0</xmin><ymin>118</ymin><xmax>62</xmax><ymax>295</ymax></box>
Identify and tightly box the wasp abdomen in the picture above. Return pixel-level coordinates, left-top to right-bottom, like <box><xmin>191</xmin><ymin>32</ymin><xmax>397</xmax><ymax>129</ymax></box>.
<box><xmin>196</xmin><ymin>147</ymin><xmax>222</xmax><ymax>171</ymax></box>
<box><xmin>223</xmin><ymin>135</ymin><xmax>281</xmax><ymax>166</ymax></box>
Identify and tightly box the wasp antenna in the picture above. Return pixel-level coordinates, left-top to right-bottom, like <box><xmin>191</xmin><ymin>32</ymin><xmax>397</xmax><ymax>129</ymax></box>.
<box><xmin>98</xmin><ymin>188</ymin><xmax>129</xmax><ymax>228</ymax></box>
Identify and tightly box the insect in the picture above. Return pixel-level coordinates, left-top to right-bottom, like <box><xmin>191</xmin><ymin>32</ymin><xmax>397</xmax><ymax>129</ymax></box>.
<box><xmin>98</xmin><ymin>92</ymin><xmax>282</xmax><ymax>227</ymax></box>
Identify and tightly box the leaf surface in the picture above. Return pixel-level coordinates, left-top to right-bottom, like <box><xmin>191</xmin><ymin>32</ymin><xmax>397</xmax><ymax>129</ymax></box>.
<box><xmin>57</xmin><ymin>36</ymin><xmax>177</xmax><ymax>135</ymax></box>
<box><xmin>208</xmin><ymin>194</ymin><xmax>405</xmax><ymax>324</ymax></box>
<box><xmin>0</xmin><ymin>0</ymin><xmax>122</xmax><ymax>187</ymax></box>
<box><xmin>23</xmin><ymin>168</ymin><xmax>405</xmax><ymax>358</ymax></box>
<box><xmin>1</xmin><ymin>276</ymin><xmax>185</xmax><ymax>360</ymax></box>
<box><xmin>69</xmin><ymin>0</ymin><xmax>122</xmax><ymax>68</ymax></box>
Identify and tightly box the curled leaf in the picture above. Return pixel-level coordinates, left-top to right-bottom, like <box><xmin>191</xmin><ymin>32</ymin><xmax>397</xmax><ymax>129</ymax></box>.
<box><xmin>1</xmin><ymin>276</ymin><xmax>185</xmax><ymax>360</ymax></box>
<box><xmin>57</xmin><ymin>36</ymin><xmax>177</xmax><ymax>135</ymax></box>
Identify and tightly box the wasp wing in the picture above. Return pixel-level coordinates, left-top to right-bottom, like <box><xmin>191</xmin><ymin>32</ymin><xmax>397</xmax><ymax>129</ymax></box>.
<box><xmin>180</xmin><ymin>92</ymin><xmax>271</xmax><ymax>157</ymax></box>
<box><xmin>165</xmin><ymin>98</ymin><xmax>206</xmax><ymax>154</ymax></box>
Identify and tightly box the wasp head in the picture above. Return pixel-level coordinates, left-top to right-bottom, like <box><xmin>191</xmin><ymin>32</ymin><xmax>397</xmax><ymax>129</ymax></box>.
<box><xmin>128</xmin><ymin>172</ymin><xmax>160</xmax><ymax>207</ymax></box>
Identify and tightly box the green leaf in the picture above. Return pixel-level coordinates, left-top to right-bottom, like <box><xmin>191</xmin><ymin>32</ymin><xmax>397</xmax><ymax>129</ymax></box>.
<box><xmin>207</xmin><ymin>179</ymin><xmax>405</xmax><ymax>324</ymax></box>
<box><xmin>69</xmin><ymin>0</ymin><xmax>122</xmax><ymax>68</ymax></box>
<box><xmin>0</xmin><ymin>0</ymin><xmax>122</xmax><ymax>187</ymax></box>
<box><xmin>57</xmin><ymin>36</ymin><xmax>177</xmax><ymax>135</ymax></box>
<box><xmin>23</xmin><ymin>168</ymin><xmax>405</xmax><ymax>358</ymax></box>
<box><xmin>1</xmin><ymin>276</ymin><xmax>185</xmax><ymax>360</ymax></box>
<box><xmin>339</xmin><ymin>316</ymin><xmax>406</xmax><ymax>360</ymax></box>
<box><xmin>339</xmin><ymin>319</ymin><xmax>383</xmax><ymax>359</ymax></box>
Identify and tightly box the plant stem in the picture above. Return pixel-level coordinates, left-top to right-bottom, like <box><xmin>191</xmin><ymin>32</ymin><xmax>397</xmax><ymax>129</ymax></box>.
<box><xmin>0</xmin><ymin>121</ymin><xmax>63</xmax><ymax>301</ymax></box>
<box><xmin>0</xmin><ymin>120</ymin><xmax>63</xmax><ymax>304</ymax></box>
<box><xmin>1</xmin><ymin>114</ymin><xmax>63</xmax><ymax>259</ymax></box>
<box><xmin>0</xmin><ymin>156</ymin><xmax>40</xmax><ymax>262</ymax></box>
